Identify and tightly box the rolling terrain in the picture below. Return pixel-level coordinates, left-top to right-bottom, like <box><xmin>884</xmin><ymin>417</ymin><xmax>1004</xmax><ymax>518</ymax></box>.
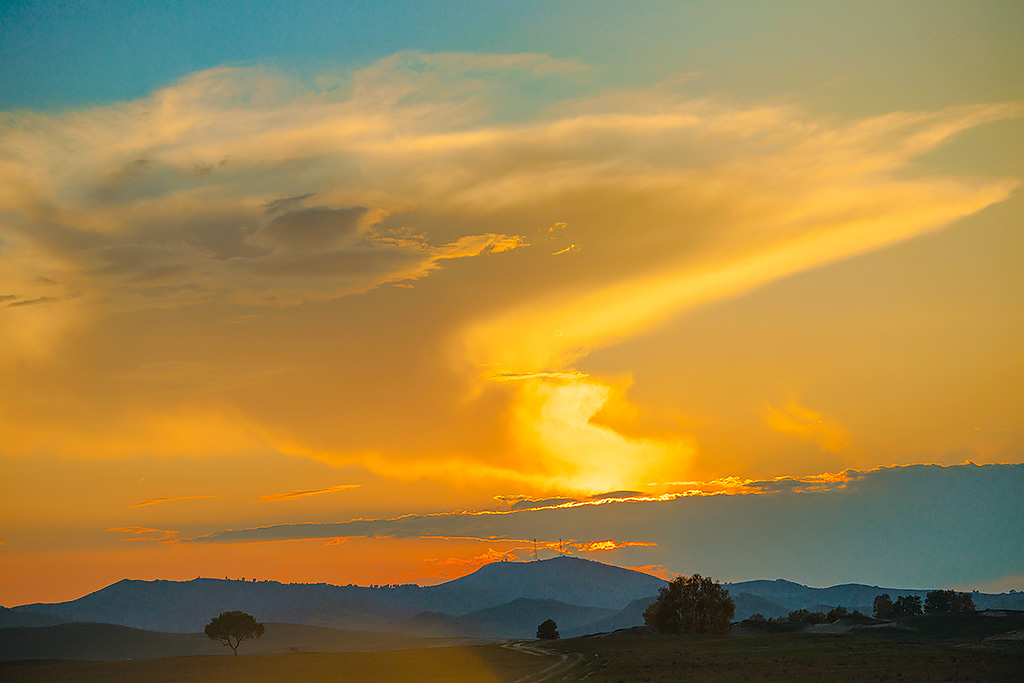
<box><xmin>0</xmin><ymin>621</ymin><xmax>490</xmax><ymax>662</ymax></box>
<box><xmin>4</xmin><ymin>555</ymin><xmax>1024</xmax><ymax>660</ymax></box>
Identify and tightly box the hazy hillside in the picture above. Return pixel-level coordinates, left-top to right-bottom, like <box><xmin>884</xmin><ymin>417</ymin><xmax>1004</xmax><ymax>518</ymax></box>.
<box><xmin>459</xmin><ymin>597</ymin><xmax>617</xmax><ymax>639</ymax></box>
<box><xmin>8</xmin><ymin>557</ymin><xmax>664</xmax><ymax>633</ymax></box>
<box><xmin>8</xmin><ymin>557</ymin><xmax>1022</xmax><ymax>639</ymax></box>
<box><xmin>0</xmin><ymin>623</ymin><xmax>221</xmax><ymax>661</ymax></box>
<box><xmin>0</xmin><ymin>607</ymin><xmax>64</xmax><ymax>629</ymax></box>
<box><xmin>0</xmin><ymin>622</ymin><xmax>490</xmax><ymax>662</ymax></box>
<box><xmin>573</xmin><ymin>594</ymin><xmax>659</xmax><ymax>635</ymax></box>
<box><xmin>726</xmin><ymin>579</ymin><xmax>1024</xmax><ymax>617</ymax></box>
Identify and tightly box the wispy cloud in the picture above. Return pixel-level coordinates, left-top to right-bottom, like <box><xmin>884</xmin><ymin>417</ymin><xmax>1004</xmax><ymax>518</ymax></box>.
<box><xmin>106</xmin><ymin>526</ymin><xmax>179</xmax><ymax>543</ymax></box>
<box><xmin>491</xmin><ymin>371</ymin><xmax>589</xmax><ymax>382</ymax></box>
<box><xmin>127</xmin><ymin>495</ymin><xmax>216</xmax><ymax>508</ymax></box>
<box><xmin>763</xmin><ymin>400</ymin><xmax>851</xmax><ymax>453</ymax></box>
<box><xmin>260</xmin><ymin>484</ymin><xmax>362</xmax><ymax>502</ymax></box>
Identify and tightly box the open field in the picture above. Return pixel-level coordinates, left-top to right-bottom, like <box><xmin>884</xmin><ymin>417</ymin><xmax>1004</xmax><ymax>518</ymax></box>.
<box><xmin>556</xmin><ymin>630</ymin><xmax>1024</xmax><ymax>682</ymax></box>
<box><xmin>0</xmin><ymin>644</ymin><xmax>547</xmax><ymax>683</ymax></box>
<box><xmin>0</xmin><ymin>621</ymin><xmax>494</xmax><ymax>662</ymax></box>
<box><xmin>4</xmin><ymin>629</ymin><xmax>1023</xmax><ymax>682</ymax></box>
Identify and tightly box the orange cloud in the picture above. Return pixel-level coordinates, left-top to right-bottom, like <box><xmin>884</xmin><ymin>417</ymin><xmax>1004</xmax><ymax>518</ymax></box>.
<box><xmin>260</xmin><ymin>484</ymin><xmax>362</xmax><ymax>502</ymax></box>
<box><xmin>422</xmin><ymin>548</ymin><xmax>522</xmax><ymax>567</ymax></box>
<box><xmin>128</xmin><ymin>495</ymin><xmax>216</xmax><ymax>508</ymax></box>
<box><xmin>623</xmin><ymin>565</ymin><xmax>674</xmax><ymax>581</ymax></box>
<box><xmin>572</xmin><ymin>540</ymin><xmax>658</xmax><ymax>552</ymax></box>
<box><xmin>763</xmin><ymin>400</ymin><xmax>851</xmax><ymax>453</ymax></box>
<box><xmin>106</xmin><ymin>526</ymin><xmax>179</xmax><ymax>543</ymax></box>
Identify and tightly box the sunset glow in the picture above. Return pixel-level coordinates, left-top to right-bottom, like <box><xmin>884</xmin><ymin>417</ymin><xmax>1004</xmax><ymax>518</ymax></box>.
<box><xmin>1</xmin><ymin>2</ymin><xmax>1022</xmax><ymax>607</ymax></box>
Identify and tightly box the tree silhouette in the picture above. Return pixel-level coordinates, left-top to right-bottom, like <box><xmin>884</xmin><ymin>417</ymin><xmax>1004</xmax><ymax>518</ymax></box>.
<box><xmin>536</xmin><ymin>618</ymin><xmax>560</xmax><ymax>640</ymax></box>
<box><xmin>925</xmin><ymin>590</ymin><xmax>976</xmax><ymax>614</ymax></box>
<box><xmin>893</xmin><ymin>595</ymin><xmax>922</xmax><ymax>618</ymax></box>
<box><xmin>873</xmin><ymin>593</ymin><xmax>895</xmax><ymax>619</ymax></box>
<box><xmin>826</xmin><ymin>605</ymin><xmax>849</xmax><ymax>622</ymax></box>
<box><xmin>643</xmin><ymin>573</ymin><xmax>734</xmax><ymax>634</ymax></box>
<box><xmin>204</xmin><ymin>610</ymin><xmax>265</xmax><ymax>655</ymax></box>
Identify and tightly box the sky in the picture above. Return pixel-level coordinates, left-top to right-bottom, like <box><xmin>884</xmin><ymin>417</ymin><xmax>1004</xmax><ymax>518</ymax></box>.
<box><xmin>1</xmin><ymin>1</ymin><xmax>1022</xmax><ymax>606</ymax></box>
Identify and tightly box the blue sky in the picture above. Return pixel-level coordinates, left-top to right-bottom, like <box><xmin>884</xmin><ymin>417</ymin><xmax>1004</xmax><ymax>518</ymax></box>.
<box><xmin>4</xmin><ymin>1</ymin><xmax>1021</xmax><ymax>112</ymax></box>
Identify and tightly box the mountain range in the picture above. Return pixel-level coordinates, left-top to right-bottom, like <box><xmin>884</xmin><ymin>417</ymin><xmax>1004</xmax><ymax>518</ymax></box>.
<box><xmin>4</xmin><ymin>556</ymin><xmax>1023</xmax><ymax>646</ymax></box>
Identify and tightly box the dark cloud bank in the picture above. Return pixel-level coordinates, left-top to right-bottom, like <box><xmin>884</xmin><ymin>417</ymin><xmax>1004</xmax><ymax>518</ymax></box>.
<box><xmin>188</xmin><ymin>463</ymin><xmax>1023</xmax><ymax>589</ymax></box>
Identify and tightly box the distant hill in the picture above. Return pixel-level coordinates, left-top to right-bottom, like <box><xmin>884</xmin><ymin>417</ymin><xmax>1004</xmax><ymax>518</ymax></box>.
<box><xmin>388</xmin><ymin>610</ymin><xmax>469</xmax><ymax>638</ymax></box>
<box><xmin>725</xmin><ymin>579</ymin><xmax>1024</xmax><ymax>618</ymax></box>
<box><xmin>7</xmin><ymin>557</ymin><xmax>665</xmax><ymax>634</ymax></box>
<box><xmin>0</xmin><ymin>621</ymin><xmax>489</xmax><ymax>662</ymax></box>
<box><xmin>0</xmin><ymin>623</ymin><xmax>220</xmax><ymax>661</ymax></box>
<box><xmin>426</xmin><ymin>556</ymin><xmax>666</xmax><ymax>613</ymax></box>
<box><xmin>573</xmin><ymin>595</ymin><xmax>659</xmax><ymax>635</ymax></box>
<box><xmin>730</xmin><ymin>592</ymin><xmax>790</xmax><ymax>620</ymax></box>
<box><xmin>6</xmin><ymin>557</ymin><xmax>1023</xmax><ymax>641</ymax></box>
<box><xmin>459</xmin><ymin>597</ymin><xmax>616</xmax><ymax>639</ymax></box>
<box><xmin>0</xmin><ymin>607</ymin><xmax>64</xmax><ymax>629</ymax></box>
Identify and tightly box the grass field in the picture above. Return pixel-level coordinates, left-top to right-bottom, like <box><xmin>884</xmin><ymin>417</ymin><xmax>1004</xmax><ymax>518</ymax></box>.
<box><xmin>557</xmin><ymin>631</ymin><xmax>1024</xmax><ymax>682</ymax></box>
<box><xmin>3</xmin><ymin>630</ymin><xmax>1022</xmax><ymax>682</ymax></box>
<box><xmin>0</xmin><ymin>644</ymin><xmax>545</xmax><ymax>683</ymax></box>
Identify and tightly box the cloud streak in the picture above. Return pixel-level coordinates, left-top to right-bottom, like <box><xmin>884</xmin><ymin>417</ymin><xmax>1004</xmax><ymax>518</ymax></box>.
<box><xmin>106</xmin><ymin>526</ymin><xmax>178</xmax><ymax>543</ymax></box>
<box><xmin>128</xmin><ymin>495</ymin><xmax>216</xmax><ymax>508</ymax></box>
<box><xmin>260</xmin><ymin>484</ymin><xmax>362</xmax><ymax>502</ymax></box>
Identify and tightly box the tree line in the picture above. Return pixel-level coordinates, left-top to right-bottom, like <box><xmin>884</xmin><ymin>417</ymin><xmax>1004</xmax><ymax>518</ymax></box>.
<box><xmin>205</xmin><ymin>580</ymin><xmax>979</xmax><ymax>655</ymax></box>
<box><xmin>873</xmin><ymin>589</ymin><xmax>975</xmax><ymax>619</ymax></box>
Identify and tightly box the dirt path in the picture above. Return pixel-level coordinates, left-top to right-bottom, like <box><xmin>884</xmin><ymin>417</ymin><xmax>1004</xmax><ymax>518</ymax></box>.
<box><xmin>504</xmin><ymin>641</ymin><xmax>594</xmax><ymax>682</ymax></box>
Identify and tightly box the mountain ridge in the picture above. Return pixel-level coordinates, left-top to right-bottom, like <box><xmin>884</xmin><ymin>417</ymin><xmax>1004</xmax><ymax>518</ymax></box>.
<box><xmin>5</xmin><ymin>556</ymin><xmax>1023</xmax><ymax>636</ymax></box>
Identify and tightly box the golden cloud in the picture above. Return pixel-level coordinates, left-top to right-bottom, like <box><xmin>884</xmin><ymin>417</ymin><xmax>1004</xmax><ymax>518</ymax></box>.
<box><xmin>763</xmin><ymin>400</ymin><xmax>851</xmax><ymax>453</ymax></box>
<box><xmin>1</xmin><ymin>52</ymin><xmax>1017</xmax><ymax>494</ymax></box>
<box><xmin>260</xmin><ymin>484</ymin><xmax>362</xmax><ymax>502</ymax></box>
<box><xmin>127</xmin><ymin>495</ymin><xmax>217</xmax><ymax>509</ymax></box>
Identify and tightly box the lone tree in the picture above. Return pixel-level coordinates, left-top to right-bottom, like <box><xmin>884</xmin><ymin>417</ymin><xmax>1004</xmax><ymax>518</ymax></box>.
<box><xmin>204</xmin><ymin>610</ymin><xmax>265</xmax><ymax>655</ymax></box>
<box><xmin>643</xmin><ymin>573</ymin><xmax>735</xmax><ymax>635</ymax></box>
<box><xmin>536</xmin><ymin>618</ymin><xmax>560</xmax><ymax>640</ymax></box>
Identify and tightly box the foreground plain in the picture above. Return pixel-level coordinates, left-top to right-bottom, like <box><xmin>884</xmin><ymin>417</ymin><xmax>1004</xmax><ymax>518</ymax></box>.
<box><xmin>0</xmin><ymin>644</ymin><xmax>544</xmax><ymax>683</ymax></box>
<box><xmin>556</xmin><ymin>631</ymin><xmax>1024</xmax><ymax>682</ymax></box>
<box><xmin>4</xmin><ymin>629</ymin><xmax>1024</xmax><ymax>682</ymax></box>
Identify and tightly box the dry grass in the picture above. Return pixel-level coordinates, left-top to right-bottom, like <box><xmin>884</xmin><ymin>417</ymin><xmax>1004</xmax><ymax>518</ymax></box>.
<box><xmin>4</xmin><ymin>629</ymin><xmax>1023</xmax><ymax>682</ymax></box>
<box><xmin>556</xmin><ymin>631</ymin><xmax>1024</xmax><ymax>682</ymax></box>
<box><xmin>0</xmin><ymin>644</ymin><xmax>543</xmax><ymax>683</ymax></box>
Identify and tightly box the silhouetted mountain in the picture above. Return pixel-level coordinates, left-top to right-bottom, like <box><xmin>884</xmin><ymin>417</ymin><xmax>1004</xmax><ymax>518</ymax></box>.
<box><xmin>9</xmin><ymin>558</ymin><xmax>1023</xmax><ymax>638</ymax></box>
<box><xmin>8</xmin><ymin>557</ymin><xmax>665</xmax><ymax>633</ymax></box>
<box><xmin>11</xmin><ymin>577</ymin><xmax>407</xmax><ymax>632</ymax></box>
<box><xmin>426</xmin><ymin>556</ymin><xmax>667</xmax><ymax>613</ymax></box>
